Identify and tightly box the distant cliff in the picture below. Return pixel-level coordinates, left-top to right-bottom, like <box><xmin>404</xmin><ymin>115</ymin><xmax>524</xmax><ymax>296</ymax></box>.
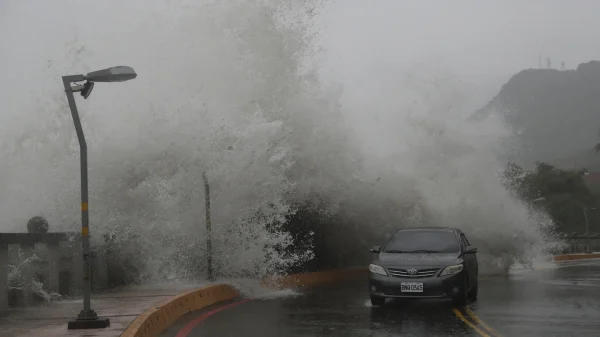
<box><xmin>472</xmin><ymin>60</ymin><xmax>600</xmax><ymax>171</ymax></box>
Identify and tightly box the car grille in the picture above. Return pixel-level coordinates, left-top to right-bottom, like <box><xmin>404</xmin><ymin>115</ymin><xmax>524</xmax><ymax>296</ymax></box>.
<box><xmin>386</xmin><ymin>267</ymin><xmax>440</xmax><ymax>278</ymax></box>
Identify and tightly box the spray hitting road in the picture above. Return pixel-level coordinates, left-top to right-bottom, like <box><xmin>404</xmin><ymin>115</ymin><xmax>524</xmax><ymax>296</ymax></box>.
<box><xmin>0</xmin><ymin>0</ymin><xmax>568</xmax><ymax>287</ymax></box>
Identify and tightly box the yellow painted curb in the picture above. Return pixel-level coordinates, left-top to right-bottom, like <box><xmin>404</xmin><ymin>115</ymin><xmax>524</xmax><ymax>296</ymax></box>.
<box><xmin>552</xmin><ymin>253</ymin><xmax>600</xmax><ymax>262</ymax></box>
<box><xmin>120</xmin><ymin>283</ymin><xmax>239</xmax><ymax>337</ymax></box>
<box><xmin>119</xmin><ymin>268</ymin><xmax>367</xmax><ymax>337</ymax></box>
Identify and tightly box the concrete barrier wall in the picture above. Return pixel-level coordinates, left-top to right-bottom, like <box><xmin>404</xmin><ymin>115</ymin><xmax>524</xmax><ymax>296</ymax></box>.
<box><xmin>261</xmin><ymin>267</ymin><xmax>368</xmax><ymax>290</ymax></box>
<box><xmin>552</xmin><ymin>253</ymin><xmax>600</xmax><ymax>262</ymax></box>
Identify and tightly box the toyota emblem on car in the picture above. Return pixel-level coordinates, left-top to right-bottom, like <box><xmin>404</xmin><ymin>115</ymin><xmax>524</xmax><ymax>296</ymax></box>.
<box><xmin>408</xmin><ymin>268</ymin><xmax>417</xmax><ymax>275</ymax></box>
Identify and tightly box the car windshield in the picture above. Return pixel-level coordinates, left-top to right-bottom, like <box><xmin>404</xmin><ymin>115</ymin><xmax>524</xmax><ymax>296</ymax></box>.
<box><xmin>382</xmin><ymin>230</ymin><xmax>460</xmax><ymax>254</ymax></box>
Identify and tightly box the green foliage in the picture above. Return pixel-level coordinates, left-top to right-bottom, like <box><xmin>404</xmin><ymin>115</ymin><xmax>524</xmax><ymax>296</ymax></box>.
<box><xmin>503</xmin><ymin>162</ymin><xmax>596</xmax><ymax>233</ymax></box>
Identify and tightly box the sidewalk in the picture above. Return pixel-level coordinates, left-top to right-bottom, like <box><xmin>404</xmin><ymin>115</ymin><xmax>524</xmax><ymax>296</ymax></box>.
<box><xmin>0</xmin><ymin>283</ymin><xmax>204</xmax><ymax>337</ymax></box>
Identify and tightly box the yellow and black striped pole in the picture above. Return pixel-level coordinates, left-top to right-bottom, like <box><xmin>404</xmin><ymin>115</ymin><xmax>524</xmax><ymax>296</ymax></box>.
<box><xmin>63</xmin><ymin>74</ymin><xmax>97</xmax><ymax>323</ymax></box>
<box><xmin>202</xmin><ymin>172</ymin><xmax>214</xmax><ymax>281</ymax></box>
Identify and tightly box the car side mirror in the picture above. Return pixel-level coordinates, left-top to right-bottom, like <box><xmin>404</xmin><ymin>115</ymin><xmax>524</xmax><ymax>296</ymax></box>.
<box><xmin>370</xmin><ymin>246</ymin><xmax>381</xmax><ymax>253</ymax></box>
<box><xmin>464</xmin><ymin>246</ymin><xmax>477</xmax><ymax>254</ymax></box>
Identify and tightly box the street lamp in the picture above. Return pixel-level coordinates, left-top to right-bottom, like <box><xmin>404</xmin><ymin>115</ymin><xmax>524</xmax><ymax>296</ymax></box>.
<box><xmin>62</xmin><ymin>66</ymin><xmax>137</xmax><ymax>330</ymax></box>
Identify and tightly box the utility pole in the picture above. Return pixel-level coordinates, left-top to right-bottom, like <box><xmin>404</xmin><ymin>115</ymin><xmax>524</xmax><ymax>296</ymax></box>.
<box><xmin>202</xmin><ymin>172</ymin><xmax>214</xmax><ymax>281</ymax></box>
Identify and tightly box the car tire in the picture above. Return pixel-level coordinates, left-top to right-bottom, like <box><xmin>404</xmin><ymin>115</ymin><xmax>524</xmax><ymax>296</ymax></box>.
<box><xmin>468</xmin><ymin>278</ymin><xmax>478</xmax><ymax>301</ymax></box>
<box><xmin>370</xmin><ymin>296</ymin><xmax>385</xmax><ymax>306</ymax></box>
<box><xmin>452</xmin><ymin>277</ymin><xmax>468</xmax><ymax>307</ymax></box>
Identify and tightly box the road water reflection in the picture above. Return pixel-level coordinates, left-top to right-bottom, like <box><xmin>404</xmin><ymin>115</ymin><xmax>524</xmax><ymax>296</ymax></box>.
<box><xmin>164</xmin><ymin>260</ymin><xmax>600</xmax><ymax>337</ymax></box>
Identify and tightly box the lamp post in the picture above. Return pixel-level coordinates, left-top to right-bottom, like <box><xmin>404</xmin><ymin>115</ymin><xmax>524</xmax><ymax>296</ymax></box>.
<box><xmin>62</xmin><ymin>66</ymin><xmax>137</xmax><ymax>330</ymax></box>
<box><xmin>583</xmin><ymin>207</ymin><xmax>596</xmax><ymax>237</ymax></box>
<box><xmin>202</xmin><ymin>171</ymin><xmax>213</xmax><ymax>281</ymax></box>
<box><xmin>200</xmin><ymin>146</ymin><xmax>235</xmax><ymax>282</ymax></box>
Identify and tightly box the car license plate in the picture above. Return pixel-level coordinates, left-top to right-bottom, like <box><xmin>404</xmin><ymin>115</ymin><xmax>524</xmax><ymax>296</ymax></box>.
<box><xmin>401</xmin><ymin>282</ymin><xmax>423</xmax><ymax>292</ymax></box>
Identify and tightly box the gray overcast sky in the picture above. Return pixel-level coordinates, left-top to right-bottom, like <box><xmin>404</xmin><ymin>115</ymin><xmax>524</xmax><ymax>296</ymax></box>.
<box><xmin>1</xmin><ymin>0</ymin><xmax>599</xmax><ymax>132</ymax></box>
<box><xmin>317</xmin><ymin>0</ymin><xmax>600</xmax><ymax>105</ymax></box>
<box><xmin>321</xmin><ymin>0</ymin><xmax>600</xmax><ymax>74</ymax></box>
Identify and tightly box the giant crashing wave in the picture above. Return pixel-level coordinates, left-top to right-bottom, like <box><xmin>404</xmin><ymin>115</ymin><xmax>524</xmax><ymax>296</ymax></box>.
<box><xmin>0</xmin><ymin>0</ymin><xmax>562</xmax><ymax>288</ymax></box>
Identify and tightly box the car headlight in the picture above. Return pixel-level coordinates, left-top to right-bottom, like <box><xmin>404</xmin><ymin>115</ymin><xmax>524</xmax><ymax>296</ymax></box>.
<box><xmin>369</xmin><ymin>264</ymin><xmax>388</xmax><ymax>276</ymax></box>
<box><xmin>440</xmin><ymin>264</ymin><xmax>464</xmax><ymax>276</ymax></box>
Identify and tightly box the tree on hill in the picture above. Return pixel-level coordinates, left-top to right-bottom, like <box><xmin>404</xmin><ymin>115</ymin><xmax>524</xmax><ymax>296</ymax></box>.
<box><xmin>503</xmin><ymin>162</ymin><xmax>597</xmax><ymax>233</ymax></box>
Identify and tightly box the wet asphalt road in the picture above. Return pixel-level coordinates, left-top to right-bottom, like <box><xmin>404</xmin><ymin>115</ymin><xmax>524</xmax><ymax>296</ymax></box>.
<box><xmin>162</xmin><ymin>259</ymin><xmax>600</xmax><ymax>337</ymax></box>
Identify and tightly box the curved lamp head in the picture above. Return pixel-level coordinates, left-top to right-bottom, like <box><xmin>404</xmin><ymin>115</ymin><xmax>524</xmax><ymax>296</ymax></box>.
<box><xmin>84</xmin><ymin>66</ymin><xmax>137</xmax><ymax>83</ymax></box>
<box><xmin>81</xmin><ymin>81</ymin><xmax>95</xmax><ymax>99</ymax></box>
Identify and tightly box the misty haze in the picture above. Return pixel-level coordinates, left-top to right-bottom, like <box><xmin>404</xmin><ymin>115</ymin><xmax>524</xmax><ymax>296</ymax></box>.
<box><xmin>1</xmin><ymin>2</ymin><xmax>600</xmax><ymax>336</ymax></box>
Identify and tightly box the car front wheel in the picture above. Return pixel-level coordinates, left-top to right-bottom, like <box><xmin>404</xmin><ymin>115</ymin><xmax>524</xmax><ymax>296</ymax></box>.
<box><xmin>370</xmin><ymin>296</ymin><xmax>385</xmax><ymax>306</ymax></box>
<box><xmin>452</xmin><ymin>277</ymin><xmax>468</xmax><ymax>306</ymax></box>
<box><xmin>468</xmin><ymin>278</ymin><xmax>478</xmax><ymax>301</ymax></box>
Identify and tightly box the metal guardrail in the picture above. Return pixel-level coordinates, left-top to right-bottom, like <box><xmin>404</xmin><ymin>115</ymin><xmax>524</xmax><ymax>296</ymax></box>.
<box><xmin>558</xmin><ymin>233</ymin><xmax>600</xmax><ymax>254</ymax></box>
